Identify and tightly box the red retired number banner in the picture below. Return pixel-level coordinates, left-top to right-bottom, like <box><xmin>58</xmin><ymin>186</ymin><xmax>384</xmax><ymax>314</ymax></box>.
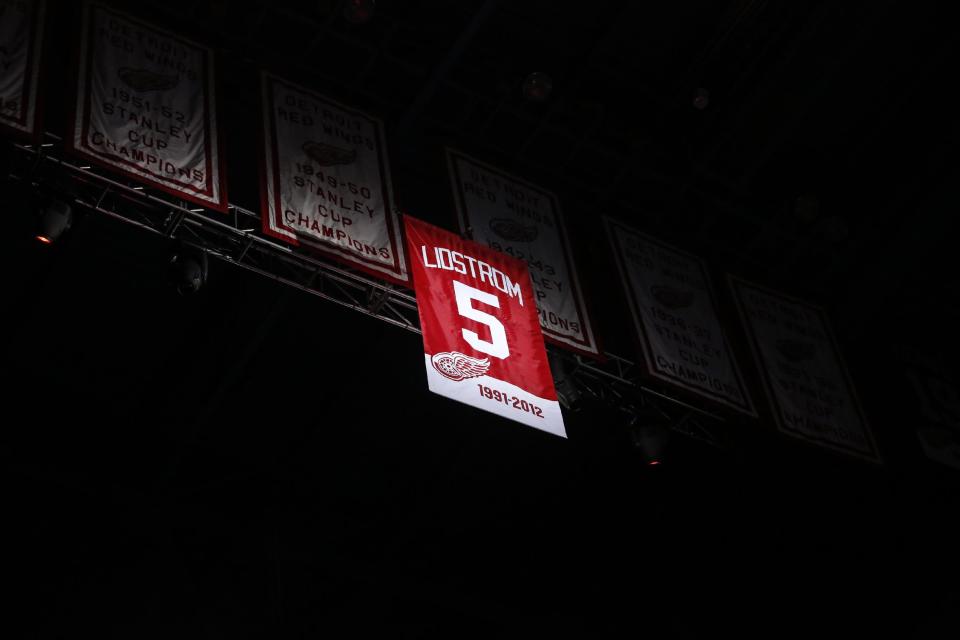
<box><xmin>69</xmin><ymin>3</ymin><xmax>227</xmax><ymax>211</ymax></box>
<box><xmin>405</xmin><ymin>216</ymin><xmax>565</xmax><ymax>437</ymax></box>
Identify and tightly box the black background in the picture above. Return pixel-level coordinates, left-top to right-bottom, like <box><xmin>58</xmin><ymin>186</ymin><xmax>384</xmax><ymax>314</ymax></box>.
<box><xmin>3</xmin><ymin>0</ymin><xmax>959</xmax><ymax>636</ymax></box>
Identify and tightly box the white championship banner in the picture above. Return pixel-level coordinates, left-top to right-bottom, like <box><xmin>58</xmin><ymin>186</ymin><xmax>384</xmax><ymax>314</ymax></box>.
<box><xmin>899</xmin><ymin>346</ymin><xmax>960</xmax><ymax>470</ymax></box>
<box><xmin>0</xmin><ymin>0</ymin><xmax>44</xmax><ymax>137</ymax></box>
<box><xmin>261</xmin><ymin>72</ymin><xmax>407</xmax><ymax>284</ymax></box>
<box><xmin>447</xmin><ymin>149</ymin><xmax>598</xmax><ymax>355</ymax></box>
<box><xmin>729</xmin><ymin>275</ymin><xmax>881</xmax><ymax>462</ymax></box>
<box><xmin>69</xmin><ymin>3</ymin><xmax>227</xmax><ymax>210</ymax></box>
<box><xmin>605</xmin><ymin>218</ymin><xmax>755</xmax><ymax>415</ymax></box>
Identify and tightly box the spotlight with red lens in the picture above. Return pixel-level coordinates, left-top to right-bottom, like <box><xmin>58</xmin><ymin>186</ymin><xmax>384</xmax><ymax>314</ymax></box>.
<box><xmin>522</xmin><ymin>72</ymin><xmax>553</xmax><ymax>102</ymax></box>
<box><xmin>627</xmin><ymin>407</ymin><xmax>670</xmax><ymax>466</ymax></box>
<box><xmin>35</xmin><ymin>199</ymin><xmax>73</xmax><ymax>245</ymax></box>
<box><xmin>343</xmin><ymin>0</ymin><xmax>375</xmax><ymax>24</ymax></box>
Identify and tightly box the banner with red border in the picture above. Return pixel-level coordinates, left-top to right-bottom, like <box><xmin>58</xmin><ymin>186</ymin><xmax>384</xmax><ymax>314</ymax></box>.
<box><xmin>447</xmin><ymin>149</ymin><xmax>599</xmax><ymax>356</ymax></box>
<box><xmin>260</xmin><ymin>72</ymin><xmax>407</xmax><ymax>284</ymax></box>
<box><xmin>68</xmin><ymin>3</ymin><xmax>227</xmax><ymax>211</ymax></box>
<box><xmin>729</xmin><ymin>275</ymin><xmax>881</xmax><ymax>462</ymax></box>
<box><xmin>0</xmin><ymin>0</ymin><xmax>45</xmax><ymax>139</ymax></box>
<box><xmin>606</xmin><ymin>217</ymin><xmax>756</xmax><ymax>416</ymax></box>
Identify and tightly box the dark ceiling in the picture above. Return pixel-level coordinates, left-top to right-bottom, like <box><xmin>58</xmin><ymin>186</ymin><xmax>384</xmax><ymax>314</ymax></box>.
<box><xmin>82</xmin><ymin>0</ymin><xmax>957</xmax><ymax>341</ymax></box>
<box><xmin>4</xmin><ymin>0</ymin><xmax>959</xmax><ymax>636</ymax></box>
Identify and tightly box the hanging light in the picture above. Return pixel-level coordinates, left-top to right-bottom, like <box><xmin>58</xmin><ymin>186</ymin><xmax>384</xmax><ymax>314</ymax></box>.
<box><xmin>522</xmin><ymin>72</ymin><xmax>553</xmax><ymax>102</ymax></box>
<box><xmin>168</xmin><ymin>246</ymin><xmax>208</xmax><ymax>295</ymax></box>
<box><xmin>36</xmin><ymin>199</ymin><xmax>73</xmax><ymax>245</ymax></box>
<box><xmin>793</xmin><ymin>193</ymin><xmax>820</xmax><ymax>224</ymax></box>
<box><xmin>626</xmin><ymin>407</ymin><xmax>671</xmax><ymax>465</ymax></box>
<box><xmin>548</xmin><ymin>350</ymin><xmax>582</xmax><ymax>412</ymax></box>
<box><xmin>343</xmin><ymin>0</ymin><xmax>375</xmax><ymax>24</ymax></box>
<box><xmin>816</xmin><ymin>215</ymin><xmax>850</xmax><ymax>244</ymax></box>
<box><xmin>693</xmin><ymin>87</ymin><xmax>710</xmax><ymax>110</ymax></box>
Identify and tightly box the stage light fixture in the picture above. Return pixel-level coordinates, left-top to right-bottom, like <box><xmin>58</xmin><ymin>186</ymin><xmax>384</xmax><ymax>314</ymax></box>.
<box><xmin>36</xmin><ymin>199</ymin><xmax>73</xmax><ymax>245</ymax></box>
<box><xmin>816</xmin><ymin>215</ymin><xmax>850</xmax><ymax>244</ymax></box>
<box><xmin>793</xmin><ymin>193</ymin><xmax>820</xmax><ymax>224</ymax></box>
<box><xmin>522</xmin><ymin>72</ymin><xmax>552</xmax><ymax>102</ymax></box>
<box><xmin>693</xmin><ymin>87</ymin><xmax>710</xmax><ymax>110</ymax></box>
<box><xmin>548</xmin><ymin>351</ymin><xmax>582</xmax><ymax>412</ymax></box>
<box><xmin>168</xmin><ymin>247</ymin><xmax>208</xmax><ymax>295</ymax></box>
<box><xmin>343</xmin><ymin>0</ymin><xmax>375</xmax><ymax>24</ymax></box>
<box><xmin>626</xmin><ymin>408</ymin><xmax>671</xmax><ymax>465</ymax></box>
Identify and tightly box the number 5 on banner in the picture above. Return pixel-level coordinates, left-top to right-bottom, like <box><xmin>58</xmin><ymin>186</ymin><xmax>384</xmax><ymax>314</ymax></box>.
<box><xmin>453</xmin><ymin>280</ymin><xmax>509</xmax><ymax>360</ymax></box>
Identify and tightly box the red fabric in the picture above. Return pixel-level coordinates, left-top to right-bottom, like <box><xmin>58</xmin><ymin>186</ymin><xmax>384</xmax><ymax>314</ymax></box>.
<box><xmin>405</xmin><ymin>216</ymin><xmax>557</xmax><ymax>401</ymax></box>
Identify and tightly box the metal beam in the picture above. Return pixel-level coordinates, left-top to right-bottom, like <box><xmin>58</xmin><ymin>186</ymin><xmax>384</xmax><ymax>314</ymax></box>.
<box><xmin>6</xmin><ymin>134</ymin><xmax>730</xmax><ymax>450</ymax></box>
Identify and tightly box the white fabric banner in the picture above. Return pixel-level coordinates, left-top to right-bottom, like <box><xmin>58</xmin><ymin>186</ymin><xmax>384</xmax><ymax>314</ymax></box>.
<box><xmin>69</xmin><ymin>3</ymin><xmax>226</xmax><ymax>210</ymax></box>
<box><xmin>898</xmin><ymin>347</ymin><xmax>960</xmax><ymax>470</ymax></box>
<box><xmin>0</xmin><ymin>0</ymin><xmax>44</xmax><ymax>137</ymax></box>
<box><xmin>424</xmin><ymin>355</ymin><xmax>565</xmax><ymax>436</ymax></box>
<box><xmin>261</xmin><ymin>72</ymin><xmax>407</xmax><ymax>283</ymax></box>
<box><xmin>729</xmin><ymin>275</ymin><xmax>881</xmax><ymax>462</ymax></box>
<box><xmin>448</xmin><ymin>149</ymin><xmax>598</xmax><ymax>355</ymax></box>
<box><xmin>605</xmin><ymin>218</ymin><xmax>755</xmax><ymax>415</ymax></box>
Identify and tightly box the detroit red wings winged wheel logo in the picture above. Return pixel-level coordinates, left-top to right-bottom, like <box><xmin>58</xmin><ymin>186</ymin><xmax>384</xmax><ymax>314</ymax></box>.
<box><xmin>431</xmin><ymin>352</ymin><xmax>490</xmax><ymax>381</ymax></box>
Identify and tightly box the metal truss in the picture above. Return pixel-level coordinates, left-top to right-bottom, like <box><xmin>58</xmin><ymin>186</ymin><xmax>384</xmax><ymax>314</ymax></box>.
<box><xmin>6</xmin><ymin>134</ymin><xmax>731</xmax><ymax>450</ymax></box>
